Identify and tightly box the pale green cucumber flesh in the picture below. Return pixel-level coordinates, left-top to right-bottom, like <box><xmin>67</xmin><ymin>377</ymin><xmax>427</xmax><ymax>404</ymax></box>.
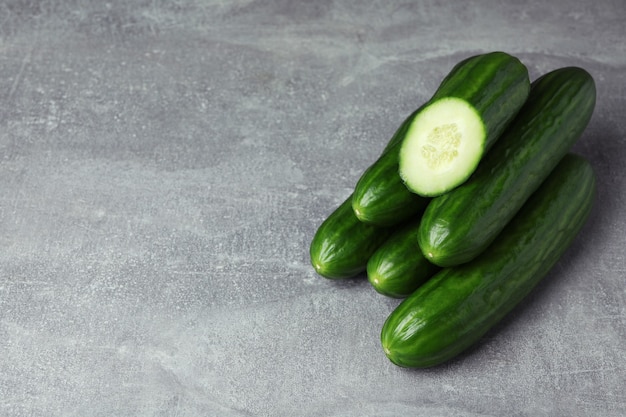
<box><xmin>399</xmin><ymin>97</ymin><xmax>486</xmax><ymax>197</ymax></box>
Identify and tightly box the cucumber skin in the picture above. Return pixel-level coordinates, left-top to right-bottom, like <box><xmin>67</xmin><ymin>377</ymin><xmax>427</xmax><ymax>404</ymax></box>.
<box><xmin>429</xmin><ymin>51</ymin><xmax>531</xmax><ymax>151</ymax></box>
<box><xmin>381</xmin><ymin>153</ymin><xmax>596</xmax><ymax>368</ymax></box>
<box><xmin>352</xmin><ymin>143</ymin><xmax>429</xmax><ymax>227</ymax></box>
<box><xmin>399</xmin><ymin>51</ymin><xmax>531</xmax><ymax>197</ymax></box>
<box><xmin>367</xmin><ymin>219</ymin><xmax>440</xmax><ymax>298</ymax></box>
<box><xmin>418</xmin><ymin>67</ymin><xmax>597</xmax><ymax>267</ymax></box>
<box><xmin>310</xmin><ymin>194</ymin><xmax>394</xmax><ymax>279</ymax></box>
<box><xmin>353</xmin><ymin>51</ymin><xmax>531</xmax><ymax>223</ymax></box>
<box><xmin>352</xmin><ymin>106</ymin><xmax>429</xmax><ymax>227</ymax></box>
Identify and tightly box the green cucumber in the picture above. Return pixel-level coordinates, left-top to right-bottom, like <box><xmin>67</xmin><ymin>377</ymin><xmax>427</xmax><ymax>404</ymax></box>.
<box><xmin>310</xmin><ymin>194</ymin><xmax>394</xmax><ymax>279</ymax></box>
<box><xmin>352</xmin><ymin>107</ymin><xmax>429</xmax><ymax>226</ymax></box>
<box><xmin>381</xmin><ymin>153</ymin><xmax>596</xmax><ymax>368</ymax></box>
<box><xmin>418</xmin><ymin>66</ymin><xmax>596</xmax><ymax>267</ymax></box>
<box><xmin>367</xmin><ymin>219</ymin><xmax>440</xmax><ymax>298</ymax></box>
<box><xmin>399</xmin><ymin>51</ymin><xmax>530</xmax><ymax>197</ymax></box>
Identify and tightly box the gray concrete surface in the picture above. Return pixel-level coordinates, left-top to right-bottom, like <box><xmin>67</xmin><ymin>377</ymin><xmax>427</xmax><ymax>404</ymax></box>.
<box><xmin>1</xmin><ymin>1</ymin><xmax>625</xmax><ymax>416</ymax></box>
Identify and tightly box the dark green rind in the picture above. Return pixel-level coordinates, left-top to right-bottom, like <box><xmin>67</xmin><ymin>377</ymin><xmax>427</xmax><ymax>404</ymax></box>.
<box><xmin>367</xmin><ymin>219</ymin><xmax>440</xmax><ymax>298</ymax></box>
<box><xmin>354</xmin><ymin>51</ymin><xmax>531</xmax><ymax>223</ymax></box>
<box><xmin>310</xmin><ymin>194</ymin><xmax>394</xmax><ymax>279</ymax></box>
<box><xmin>352</xmin><ymin>144</ymin><xmax>429</xmax><ymax>227</ymax></box>
<box><xmin>399</xmin><ymin>51</ymin><xmax>530</xmax><ymax>197</ymax></box>
<box><xmin>428</xmin><ymin>51</ymin><xmax>531</xmax><ymax>151</ymax></box>
<box><xmin>418</xmin><ymin>67</ymin><xmax>596</xmax><ymax>267</ymax></box>
<box><xmin>352</xmin><ymin>106</ymin><xmax>429</xmax><ymax>227</ymax></box>
<box><xmin>381</xmin><ymin>153</ymin><xmax>596</xmax><ymax>368</ymax></box>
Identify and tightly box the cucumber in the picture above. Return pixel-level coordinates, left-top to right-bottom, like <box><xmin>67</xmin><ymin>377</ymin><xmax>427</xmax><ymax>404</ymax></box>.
<box><xmin>352</xmin><ymin>107</ymin><xmax>429</xmax><ymax>226</ymax></box>
<box><xmin>418</xmin><ymin>67</ymin><xmax>596</xmax><ymax>267</ymax></box>
<box><xmin>310</xmin><ymin>194</ymin><xmax>394</xmax><ymax>279</ymax></box>
<box><xmin>398</xmin><ymin>51</ymin><xmax>530</xmax><ymax>197</ymax></box>
<box><xmin>381</xmin><ymin>153</ymin><xmax>596</xmax><ymax>368</ymax></box>
<box><xmin>367</xmin><ymin>219</ymin><xmax>440</xmax><ymax>298</ymax></box>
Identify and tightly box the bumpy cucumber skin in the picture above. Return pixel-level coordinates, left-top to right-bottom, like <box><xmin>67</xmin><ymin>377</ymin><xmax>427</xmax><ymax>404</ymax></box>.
<box><xmin>367</xmin><ymin>219</ymin><xmax>440</xmax><ymax>298</ymax></box>
<box><xmin>429</xmin><ymin>51</ymin><xmax>531</xmax><ymax>151</ymax></box>
<box><xmin>418</xmin><ymin>67</ymin><xmax>597</xmax><ymax>267</ymax></box>
<box><xmin>381</xmin><ymin>153</ymin><xmax>596</xmax><ymax>368</ymax></box>
<box><xmin>352</xmin><ymin>107</ymin><xmax>429</xmax><ymax>227</ymax></box>
<box><xmin>399</xmin><ymin>51</ymin><xmax>531</xmax><ymax>197</ymax></box>
<box><xmin>352</xmin><ymin>140</ymin><xmax>429</xmax><ymax>227</ymax></box>
<box><xmin>310</xmin><ymin>194</ymin><xmax>394</xmax><ymax>279</ymax></box>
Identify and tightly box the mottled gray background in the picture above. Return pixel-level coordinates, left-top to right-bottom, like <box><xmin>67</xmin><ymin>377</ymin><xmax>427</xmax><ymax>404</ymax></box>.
<box><xmin>0</xmin><ymin>1</ymin><xmax>624</xmax><ymax>416</ymax></box>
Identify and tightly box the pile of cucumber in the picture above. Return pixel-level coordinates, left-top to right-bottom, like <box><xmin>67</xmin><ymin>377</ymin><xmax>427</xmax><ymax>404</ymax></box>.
<box><xmin>309</xmin><ymin>51</ymin><xmax>597</xmax><ymax>368</ymax></box>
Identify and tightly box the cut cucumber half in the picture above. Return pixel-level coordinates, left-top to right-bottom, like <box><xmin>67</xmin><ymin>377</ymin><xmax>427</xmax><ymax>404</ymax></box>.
<box><xmin>416</xmin><ymin>66</ymin><xmax>597</xmax><ymax>267</ymax></box>
<box><xmin>399</xmin><ymin>98</ymin><xmax>486</xmax><ymax>196</ymax></box>
<box><xmin>397</xmin><ymin>51</ymin><xmax>530</xmax><ymax>197</ymax></box>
